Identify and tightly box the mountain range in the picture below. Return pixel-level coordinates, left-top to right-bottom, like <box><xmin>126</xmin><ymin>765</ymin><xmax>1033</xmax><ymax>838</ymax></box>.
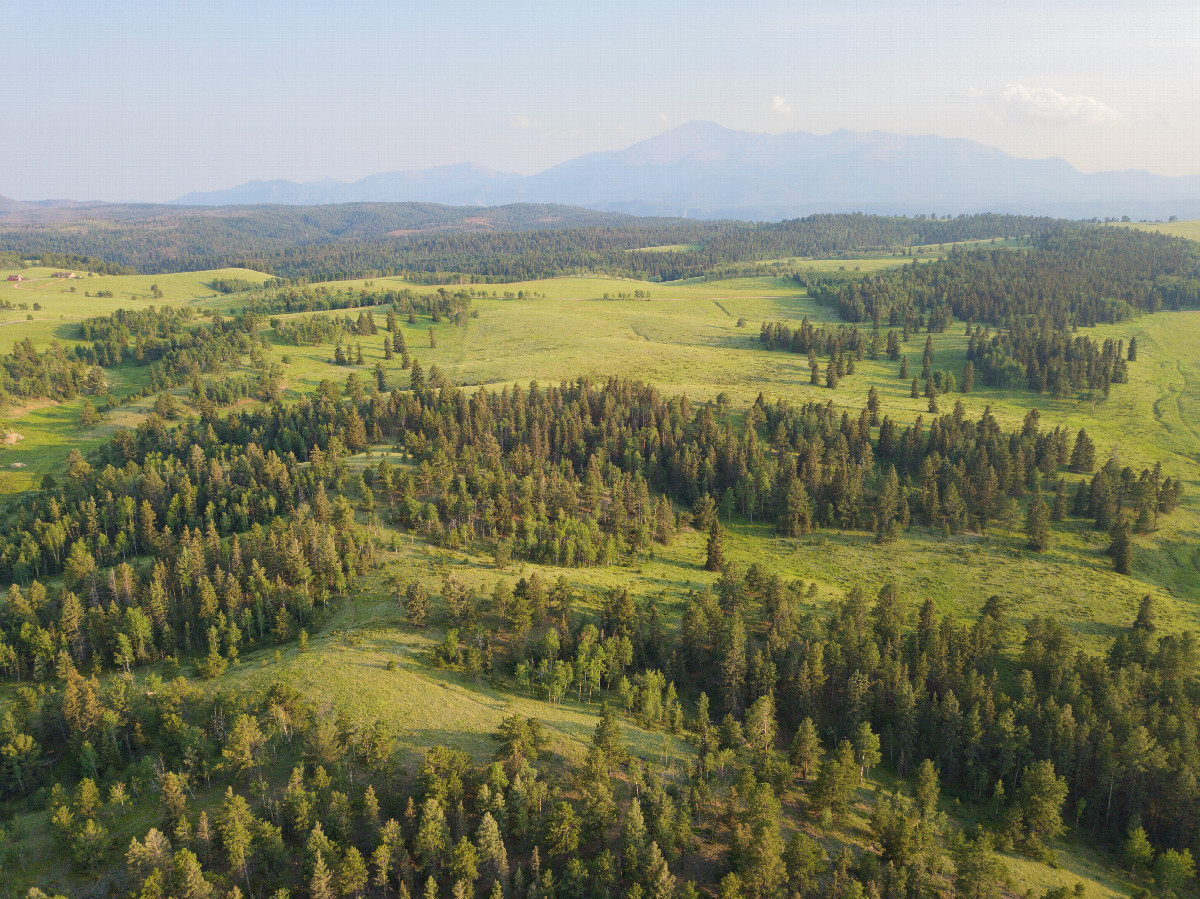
<box><xmin>175</xmin><ymin>121</ymin><xmax>1200</xmax><ymax>221</ymax></box>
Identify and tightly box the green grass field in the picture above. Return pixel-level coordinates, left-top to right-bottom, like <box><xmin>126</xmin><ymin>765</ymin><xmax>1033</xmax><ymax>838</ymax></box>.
<box><xmin>1125</xmin><ymin>218</ymin><xmax>1200</xmax><ymax>242</ymax></box>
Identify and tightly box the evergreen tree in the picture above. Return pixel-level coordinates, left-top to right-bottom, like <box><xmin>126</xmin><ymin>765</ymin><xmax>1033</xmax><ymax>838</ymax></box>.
<box><xmin>789</xmin><ymin>718</ymin><xmax>822</xmax><ymax>783</ymax></box>
<box><xmin>1069</xmin><ymin>428</ymin><xmax>1096</xmax><ymax>473</ymax></box>
<box><xmin>476</xmin><ymin>811</ymin><xmax>509</xmax><ymax>883</ymax></box>
<box><xmin>852</xmin><ymin>722</ymin><xmax>881</xmax><ymax>779</ymax></box>
<box><xmin>405</xmin><ymin>582</ymin><xmax>430</xmax><ymax>625</ymax></box>
<box><xmin>1123</xmin><ymin>825</ymin><xmax>1154</xmax><ymax>871</ymax></box>
<box><xmin>339</xmin><ymin>847</ymin><xmax>369</xmax><ymax>899</ymax></box>
<box><xmin>705</xmin><ymin>521</ymin><xmax>725</xmax><ymax>572</ymax></box>
<box><xmin>1015</xmin><ymin>760</ymin><xmax>1067</xmax><ymax>849</ymax></box>
<box><xmin>777</xmin><ymin>480</ymin><xmax>812</xmax><ymax>537</ymax></box>
<box><xmin>874</xmin><ymin>466</ymin><xmax>901</xmax><ymax>543</ymax></box>
<box><xmin>1051</xmin><ymin>479</ymin><xmax>1067</xmax><ymax>521</ymax></box>
<box><xmin>1024</xmin><ymin>486</ymin><xmax>1050</xmax><ymax>551</ymax></box>
<box><xmin>719</xmin><ymin>611</ymin><xmax>747</xmax><ymax>717</ymax></box>
<box><xmin>1109</xmin><ymin>513</ymin><xmax>1133</xmax><ymax>575</ymax></box>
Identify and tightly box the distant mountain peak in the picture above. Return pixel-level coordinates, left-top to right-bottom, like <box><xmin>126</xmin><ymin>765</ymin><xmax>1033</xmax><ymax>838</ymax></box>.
<box><xmin>173</xmin><ymin>122</ymin><xmax>1200</xmax><ymax>220</ymax></box>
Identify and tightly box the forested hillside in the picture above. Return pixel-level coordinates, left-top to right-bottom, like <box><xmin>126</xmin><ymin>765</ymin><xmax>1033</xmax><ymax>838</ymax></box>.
<box><xmin>0</xmin><ymin>208</ymin><xmax>1052</xmax><ymax>281</ymax></box>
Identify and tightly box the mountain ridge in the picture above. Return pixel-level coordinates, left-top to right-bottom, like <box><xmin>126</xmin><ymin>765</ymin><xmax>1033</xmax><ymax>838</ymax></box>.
<box><xmin>173</xmin><ymin>122</ymin><xmax>1200</xmax><ymax>220</ymax></box>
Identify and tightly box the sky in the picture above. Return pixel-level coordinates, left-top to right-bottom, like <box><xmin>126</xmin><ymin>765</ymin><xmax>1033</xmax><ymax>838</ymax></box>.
<box><xmin>3</xmin><ymin>0</ymin><xmax>1199</xmax><ymax>202</ymax></box>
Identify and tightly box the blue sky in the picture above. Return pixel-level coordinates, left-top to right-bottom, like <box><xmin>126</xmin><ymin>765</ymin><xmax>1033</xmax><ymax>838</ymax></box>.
<box><xmin>3</xmin><ymin>0</ymin><xmax>1198</xmax><ymax>201</ymax></box>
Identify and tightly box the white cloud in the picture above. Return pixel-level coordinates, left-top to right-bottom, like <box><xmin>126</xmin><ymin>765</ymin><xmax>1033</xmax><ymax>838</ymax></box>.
<box><xmin>999</xmin><ymin>84</ymin><xmax>1119</xmax><ymax>125</ymax></box>
<box><xmin>509</xmin><ymin>115</ymin><xmax>533</xmax><ymax>130</ymax></box>
<box><xmin>657</xmin><ymin>112</ymin><xmax>670</xmax><ymax>126</ymax></box>
<box><xmin>771</xmin><ymin>95</ymin><xmax>794</xmax><ymax>118</ymax></box>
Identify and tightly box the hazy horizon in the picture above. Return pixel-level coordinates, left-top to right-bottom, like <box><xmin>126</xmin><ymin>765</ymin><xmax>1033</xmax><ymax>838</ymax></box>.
<box><xmin>5</xmin><ymin>1</ymin><xmax>1200</xmax><ymax>203</ymax></box>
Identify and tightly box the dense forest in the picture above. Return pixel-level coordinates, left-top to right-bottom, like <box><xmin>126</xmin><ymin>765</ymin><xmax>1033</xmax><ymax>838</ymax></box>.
<box><xmin>0</xmin><ymin>376</ymin><xmax>1192</xmax><ymax>897</ymax></box>
<box><xmin>0</xmin><ymin>207</ymin><xmax>1054</xmax><ymax>281</ymax></box>
<box><xmin>810</xmin><ymin>228</ymin><xmax>1200</xmax><ymax>397</ymax></box>
<box><xmin>4</xmin><ymin>587</ymin><xmax>1196</xmax><ymax>899</ymax></box>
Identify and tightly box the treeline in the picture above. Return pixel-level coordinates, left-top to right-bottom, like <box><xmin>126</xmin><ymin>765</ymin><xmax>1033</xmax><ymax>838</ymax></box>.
<box><xmin>0</xmin><ymin>207</ymin><xmax>1057</xmax><ymax>281</ymax></box>
<box><xmin>967</xmin><ymin>322</ymin><xmax>1131</xmax><ymax>395</ymax></box>
<box><xmin>817</xmin><ymin>228</ymin><xmax>1200</xmax><ymax>330</ymax></box>
<box><xmin>209</xmin><ymin>276</ymin><xmax>282</xmax><ymax>294</ymax></box>
<box><xmin>757</xmin><ymin>319</ymin><xmax>874</xmax><ymax>389</ymax></box>
<box><xmin>244</xmin><ymin>285</ymin><xmax>473</xmax><ymax>325</ymax></box>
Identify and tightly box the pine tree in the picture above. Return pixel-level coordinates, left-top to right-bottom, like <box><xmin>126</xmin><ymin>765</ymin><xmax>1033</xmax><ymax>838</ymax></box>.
<box><xmin>592</xmin><ymin>701</ymin><xmax>622</xmax><ymax>763</ymax></box>
<box><xmin>384</xmin><ymin>337</ymin><xmax>394</xmax><ymax>360</ymax></box>
<box><xmin>1015</xmin><ymin>760</ymin><xmax>1067</xmax><ymax>848</ymax></box>
<box><xmin>405</xmin><ymin>582</ymin><xmax>430</xmax><ymax>627</ymax></box>
<box><xmin>744</xmin><ymin>694</ymin><xmax>777</xmax><ymax>760</ymax></box>
<box><xmin>852</xmin><ymin>722</ymin><xmax>881</xmax><ymax>779</ymax></box>
<box><xmin>789</xmin><ymin>718</ymin><xmax>823</xmax><ymax>782</ymax></box>
<box><xmin>899</xmin><ymin>355</ymin><xmax>909</xmax><ymax>379</ymax></box>
<box><xmin>910</xmin><ymin>377</ymin><xmax>920</xmax><ymax>399</ymax></box>
<box><xmin>777</xmin><ymin>480</ymin><xmax>812</xmax><ymax>537</ymax></box>
<box><xmin>644</xmin><ymin>841</ymin><xmax>676</xmax><ymax>899</ymax></box>
<box><xmin>961</xmin><ymin>360</ymin><xmax>974</xmax><ymax>393</ymax></box>
<box><xmin>310</xmin><ymin>851</ymin><xmax>335</xmax><ymax>899</ymax></box>
<box><xmin>719</xmin><ymin>611</ymin><xmax>747</xmax><ymax>716</ymax></box>
<box><xmin>415</xmin><ymin>797</ymin><xmax>449</xmax><ymax>873</ymax></box>
<box><xmin>1024</xmin><ymin>486</ymin><xmax>1050</xmax><ymax>551</ymax></box>
<box><xmin>914</xmin><ymin>759</ymin><xmax>939</xmax><ymax>819</ymax></box>
<box><xmin>874</xmin><ymin>466</ymin><xmax>901</xmax><ymax>544</ymax></box>
<box><xmin>1123</xmin><ymin>825</ymin><xmax>1154</xmax><ymax>871</ymax></box>
<box><xmin>705</xmin><ymin>521</ymin><xmax>725</xmax><ymax>572</ymax></box>
<box><xmin>621</xmin><ymin>799</ymin><xmax>648</xmax><ymax>882</ymax></box>
<box><xmin>476</xmin><ymin>811</ymin><xmax>509</xmax><ymax>883</ymax></box>
<box><xmin>1109</xmin><ymin>513</ymin><xmax>1133</xmax><ymax>575</ymax></box>
<box><xmin>1069</xmin><ymin>428</ymin><xmax>1095</xmax><ymax>473</ymax></box>
<box><xmin>340</xmin><ymin>847</ymin><xmax>369</xmax><ymax>899</ymax></box>
<box><xmin>1051</xmin><ymin>479</ymin><xmax>1067</xmax><ymax>521</ymax></box>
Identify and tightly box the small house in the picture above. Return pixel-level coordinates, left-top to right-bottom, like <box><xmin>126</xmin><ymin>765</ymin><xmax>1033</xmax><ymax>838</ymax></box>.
<box><xmin>6</xmin><ymin>275</ymin><xmax>22</xmax><ymax>282</ymax></box>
